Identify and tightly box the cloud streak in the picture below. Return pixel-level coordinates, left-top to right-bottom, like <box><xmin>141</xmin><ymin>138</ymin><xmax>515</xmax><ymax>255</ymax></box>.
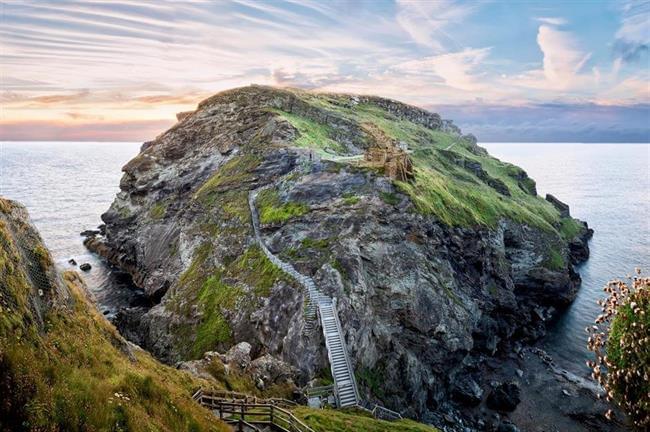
<box><xmin>0</xmin><ymin>0</ymin><xmax>647</xmax><ymax>141</ymax></box>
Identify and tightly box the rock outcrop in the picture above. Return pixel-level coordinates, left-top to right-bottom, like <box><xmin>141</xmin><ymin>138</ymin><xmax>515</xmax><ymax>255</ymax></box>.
<box><xmin>85</xmin><ymin>85</ymin><xmax>593</xmax><ymax>427</ymax></box>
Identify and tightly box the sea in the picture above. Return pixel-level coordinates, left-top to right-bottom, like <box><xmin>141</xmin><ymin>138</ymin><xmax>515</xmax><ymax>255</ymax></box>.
<box><xmin>0</xmin><ymin>141</ymin><xmax>648</xmax><ymax>377</ymax></box>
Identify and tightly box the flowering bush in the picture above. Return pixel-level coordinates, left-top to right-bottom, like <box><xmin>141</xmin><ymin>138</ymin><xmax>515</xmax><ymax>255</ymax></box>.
<box><xmin>587</xmin><ymin>271</ymin><xmax>649</xmax><ymax>428</ymax></box>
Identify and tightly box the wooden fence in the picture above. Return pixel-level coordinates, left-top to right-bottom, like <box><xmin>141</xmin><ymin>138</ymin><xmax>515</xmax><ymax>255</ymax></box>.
<box><xmin>192</xmin><ymin>389</ymin><xmax>314</xmax><ymax>432</ymax></box>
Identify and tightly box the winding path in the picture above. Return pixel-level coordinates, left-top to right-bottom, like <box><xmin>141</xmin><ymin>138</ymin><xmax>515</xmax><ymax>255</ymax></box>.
<box><xmin>248</xmin><ymin>187</ymin><xmax>360</xmax><ymax>408</ymax></box>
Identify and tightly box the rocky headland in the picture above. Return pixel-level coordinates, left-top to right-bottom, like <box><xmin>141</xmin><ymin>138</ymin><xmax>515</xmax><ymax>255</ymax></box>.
<box><xmin>82</xmin><ymin>85</ymin><xmax>621</xmax><ymax>431</ymax></box>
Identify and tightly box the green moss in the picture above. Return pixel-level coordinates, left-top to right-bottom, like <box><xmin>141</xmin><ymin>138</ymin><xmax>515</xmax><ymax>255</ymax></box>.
<box><xmin>149</xmin><ymin>201</ymin><xmax>167</xmax><ymax>220</ymax></box>
<box><xmin>231</xmin><ymin>246</ymin><xmax>288</xmax><ymax>297</ymax></box>
<box><xmin>256</xmin><ymin>189</ymin><xmax>309</xmax><ymax>224</ymax></box>
<box><xmin>192</xmin><ymin>273</ymin><xmax>243</xmax><ymax>356</ymax></box>
<box><xmin>379</xmin><ymin>192</ymin><xmax>400</xmax><ymax>206</ymax></box>
<box><xmin>301</xmin><ymin>237</ymin><xmax>330</xmax><ymax>251</ymax></box>
<box><xmin>292</xmin><ymin>406</ymin><xmax>439</xmax><ymax>432</ymax></box>
<box><xmin>32</xmin><ymin>244</ymin><xmax>52</xmax><ymax>270</ymax></box>
<box><xmin>342</xmin><ymin>195</ymin><xmax>360</xmax><ymax>205</ymax></box>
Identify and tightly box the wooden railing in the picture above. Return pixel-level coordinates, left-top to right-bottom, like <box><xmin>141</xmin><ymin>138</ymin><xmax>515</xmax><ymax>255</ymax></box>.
<box><xmin>357</xmin><ymin>399</ymin><xmax>403</xmax><ymax>421</ymax></box>
<box><xmin>193</xmin><ymin>389</ymin><xmax>314</xmax><ymax>432</ymax></box>
<box><xmin>193</xmin><ymin>388</ymin><xmax>298</xmax><ymax>409</ymax></box>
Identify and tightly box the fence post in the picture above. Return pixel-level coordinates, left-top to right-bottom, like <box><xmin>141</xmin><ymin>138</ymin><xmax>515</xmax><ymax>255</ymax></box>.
<box><xmin>239</xmin><ymin>403</ymin><xmax>244</xmax><ymax>432</ymax></box>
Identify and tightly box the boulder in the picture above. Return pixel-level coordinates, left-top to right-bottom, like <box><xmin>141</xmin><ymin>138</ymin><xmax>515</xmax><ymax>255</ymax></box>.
<box><xmin>79</xmin><ymin>263</ymin><xmax>92</xmax><ymax>271</ymax></box>
<box><xmin>451</xmin><ymin>376</ymin><xmax>484</xmax><ymax>406</ymax></box>
<box><xmin>224</xmin><ymin>342</ymin><xmax>252</xmax><ymax>370</ymax></box>
<box><xmin>487</xmin><ymin>381</ymin><xmax>521</xmax><ymax>412</ymax></box>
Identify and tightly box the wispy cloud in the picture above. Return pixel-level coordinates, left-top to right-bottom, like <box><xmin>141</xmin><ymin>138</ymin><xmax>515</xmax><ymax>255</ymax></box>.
<box><xmin>0</xmin><ymin>0</ymin><xmax>647</xmax><ymax>141</ymax></box>
<box><xmin>392</xmin><ymin>48</ymin><xmax>491</xmax><ymax>91</ymax></box>
<box><xmin>613</xmin><ymin>0</ymin><xmax>650</xmax><ymax>63</ymax></box>
<box><xmin>395</xmin><ymin>0</ymin><xmax>476</xmax><ymax>51</ymax></box>
<box><xmin>536</xmin><ymin>17</ymin><xmax>567</xmax><ymax>26</ymax></box>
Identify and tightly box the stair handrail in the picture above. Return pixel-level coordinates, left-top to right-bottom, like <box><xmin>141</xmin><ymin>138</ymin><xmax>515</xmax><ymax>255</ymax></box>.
<box><xmin>330</xmin><ymin>297</ymin><xmax>360</xmax><ymax>404</ymax></box>
<box><xmin>193</xmin><ymin>389</ymin><xmax>315</xmax><ymax>432</ymax></box>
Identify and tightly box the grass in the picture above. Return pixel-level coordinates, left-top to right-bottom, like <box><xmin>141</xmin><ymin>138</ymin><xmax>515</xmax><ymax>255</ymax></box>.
<box><xmin>544</xmin><ymin>248</ymin><xmax>566</xmax><ymax>271</ymax></box>
<box><xmin>357</xmin><ymin>368</ymin><xmax>385</xmax><ymax>399</ymax></box>
<box><xmin>169</xmin><ymin>242</ymin><xmax>292</xmax><ymax>358</ymax></box>
<box><xmin>256</xmin><ymin>188</ymin><xmax>309</xmax><ymax>224</ymax></box>
<box><xmin>559</xmin><ymin>217</ymin><xmax>582</xmax><ymax>240</ymax></box>
<box><xmin>0</xmin><ymin>200</ymin><xmax>228</xmax><ymax>431</ymax></box>
<box><xmin>271</xmin><ymin>109</ymin><xmax>346</xmax><ymax>156</ymax></box>
<box><xmin>272</xmin><ymin>93</ymin><xmax>569</xmax><ymax>234</ymax></box>
<box><xmin>292</xmin><ymin>406</ymin><xmax>439</xmax><ymax>432</ymax></box>
<box><xmin>195</xmin><ymin>154</ymin><xmax>260</xmax><ymax>205</ymax></box>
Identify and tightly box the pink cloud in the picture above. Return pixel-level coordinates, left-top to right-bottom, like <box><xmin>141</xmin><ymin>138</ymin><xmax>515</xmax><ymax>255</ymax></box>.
<box><xmin>0</xmin><ymin>119</ymin><xmax>174</xmax><ymax>141</ymax></box>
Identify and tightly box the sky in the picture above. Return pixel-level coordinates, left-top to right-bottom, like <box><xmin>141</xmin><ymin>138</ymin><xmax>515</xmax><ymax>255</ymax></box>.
<box><xmin>1</xmin><ymin>0</ymin><xmax>649</xmax><ymax>142</ymax></box>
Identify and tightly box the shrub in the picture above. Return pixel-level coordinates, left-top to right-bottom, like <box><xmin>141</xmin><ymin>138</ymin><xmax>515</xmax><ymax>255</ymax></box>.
<box><xmin>587</xmin><ymin>271</ymin><xmax>649</xmax><ymax>428</ymax></box>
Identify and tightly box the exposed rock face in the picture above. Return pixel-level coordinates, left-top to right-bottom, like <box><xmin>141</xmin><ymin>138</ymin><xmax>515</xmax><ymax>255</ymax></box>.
<box><xmin>86</xmin><ymin>85</ymin><xmax>592</xmax><ymax>425</ymax></box>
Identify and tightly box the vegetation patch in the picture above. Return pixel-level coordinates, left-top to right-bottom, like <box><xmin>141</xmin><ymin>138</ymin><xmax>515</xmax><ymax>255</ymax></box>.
<box><xmin>357</xmin><ymin>367</ymin><xmax>385</xmax><ymax>399</ymax></box>
<box><xmin>588</xmin><ymin>274</ymin><xmax>649</xmax><ymax>428</ymax></box>
<box><xmin>193</xmin><ymin>273</ymin><xmax>243</xmax><ymax>357</ymax></box>
<box><xmin>301</xmin><ymin>237</ymin><xmax>331</xmax><ymax>251</ymax></box>
<box><xmin>270</xmin><ymin>109</ymin><xmax>346</xmax><ymax>155</ymax></box>
<box><xmin>292</xmin><ymin>406</ymin><xmax>439</xmax><ymax>432</ymax></box>
<box><xmin>291</xmin><ymin>95</ymin><xmax>566</xmax><ymax>232</ymax></box>
<box><xmin>195</xmin><ymin>154</ymin><xmax>260</xmax><ymax>205</ymax></box>
<box><xmin>256</xmin><ymin>188</ymin><xmax>309</xmax><ymax>224</ymax></box>
<box><xmin>559</xmin><ymin>218</ymin><xmax>582</xmax><ymax>240</ymax></box>
<box><xmin>379</xmin><ymin>191</ymin><xmax>400</xmax><ymax>206</ymax></box>
<box><xmin>342</xmin><ymin>194</ymin><xmax>360</xmax><ymax>205</ymax></box>
<box><xmin>544</xmin><ymin>248</ymin><xmax>565</xmax><ymax>270</ymax></box>
<box><xmin>0</xmin><ymin>264</ymin><xmax>227</xmax><ymax>432</ymax></box>
<box><xmin>230</xmin><ymin>245</ymin><xmax>288</xmax><ymax>297</ymax></box>
<box><xmin>149</xmin><ymin>201</ymin><xmax>167</xmax><ymax>220</ymax></box>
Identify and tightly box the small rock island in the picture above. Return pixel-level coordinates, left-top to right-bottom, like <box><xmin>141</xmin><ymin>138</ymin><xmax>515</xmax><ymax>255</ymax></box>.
<box><xmin>81</xmin><ymin>85</ymin><xmax>603</xmax><ymax>430</ymax></box>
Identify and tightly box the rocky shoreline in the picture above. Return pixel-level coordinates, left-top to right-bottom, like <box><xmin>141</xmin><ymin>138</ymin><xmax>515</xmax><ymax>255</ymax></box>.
<box><xmin>81</xmin><ymin>85</ymin><xmax>622</xmax><ymax>431</ymax></box>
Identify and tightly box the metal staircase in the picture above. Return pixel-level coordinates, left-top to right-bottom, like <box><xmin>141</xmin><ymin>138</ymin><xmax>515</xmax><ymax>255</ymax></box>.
<box><xmin>248</xmin><ymin>187</ymin><xmax>360</xmax><ymax>408</ymax></box>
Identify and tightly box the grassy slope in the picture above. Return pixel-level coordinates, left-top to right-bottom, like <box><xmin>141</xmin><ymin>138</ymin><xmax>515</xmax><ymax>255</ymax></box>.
<box><xmin>0</xmin><ymin>199</ymin><xmax>228</xmax><ymax>432</ymax></box>
<box><xmin>293</xmin><ymin>407</ymin><xmax>439</xmax><ymax>432</ymax></box>
<box><xmin>273</xmin><ymin>91</ymin><xmax>578</xmax><ymax>236</ymax></box>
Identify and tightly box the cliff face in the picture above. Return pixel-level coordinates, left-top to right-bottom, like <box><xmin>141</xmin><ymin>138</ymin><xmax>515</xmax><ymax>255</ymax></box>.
<box><xmin>86</xmin><ymin>85</ymin><xmax>592</xmax><ymax>420</ymax></box>
<box><xmin>0</xmin><ymin>198</ymin><xmax>227</xmax><ymax>432</ymax></box>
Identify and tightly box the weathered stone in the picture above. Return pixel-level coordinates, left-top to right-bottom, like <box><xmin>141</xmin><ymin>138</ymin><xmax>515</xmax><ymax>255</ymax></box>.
<box><xmin>79</xmin><ymin>263</ymin><xmax>92</xmax><ymax>271</ymax></box>
<box><xmin>487</xmin><ymin>381</ymin><xmax>521</xmax><ymax>412</ymax></box>
<box><xmin>451</xmin><ymin>376</ymin><xmax>484</xmax><ymax>406</ymax></box>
